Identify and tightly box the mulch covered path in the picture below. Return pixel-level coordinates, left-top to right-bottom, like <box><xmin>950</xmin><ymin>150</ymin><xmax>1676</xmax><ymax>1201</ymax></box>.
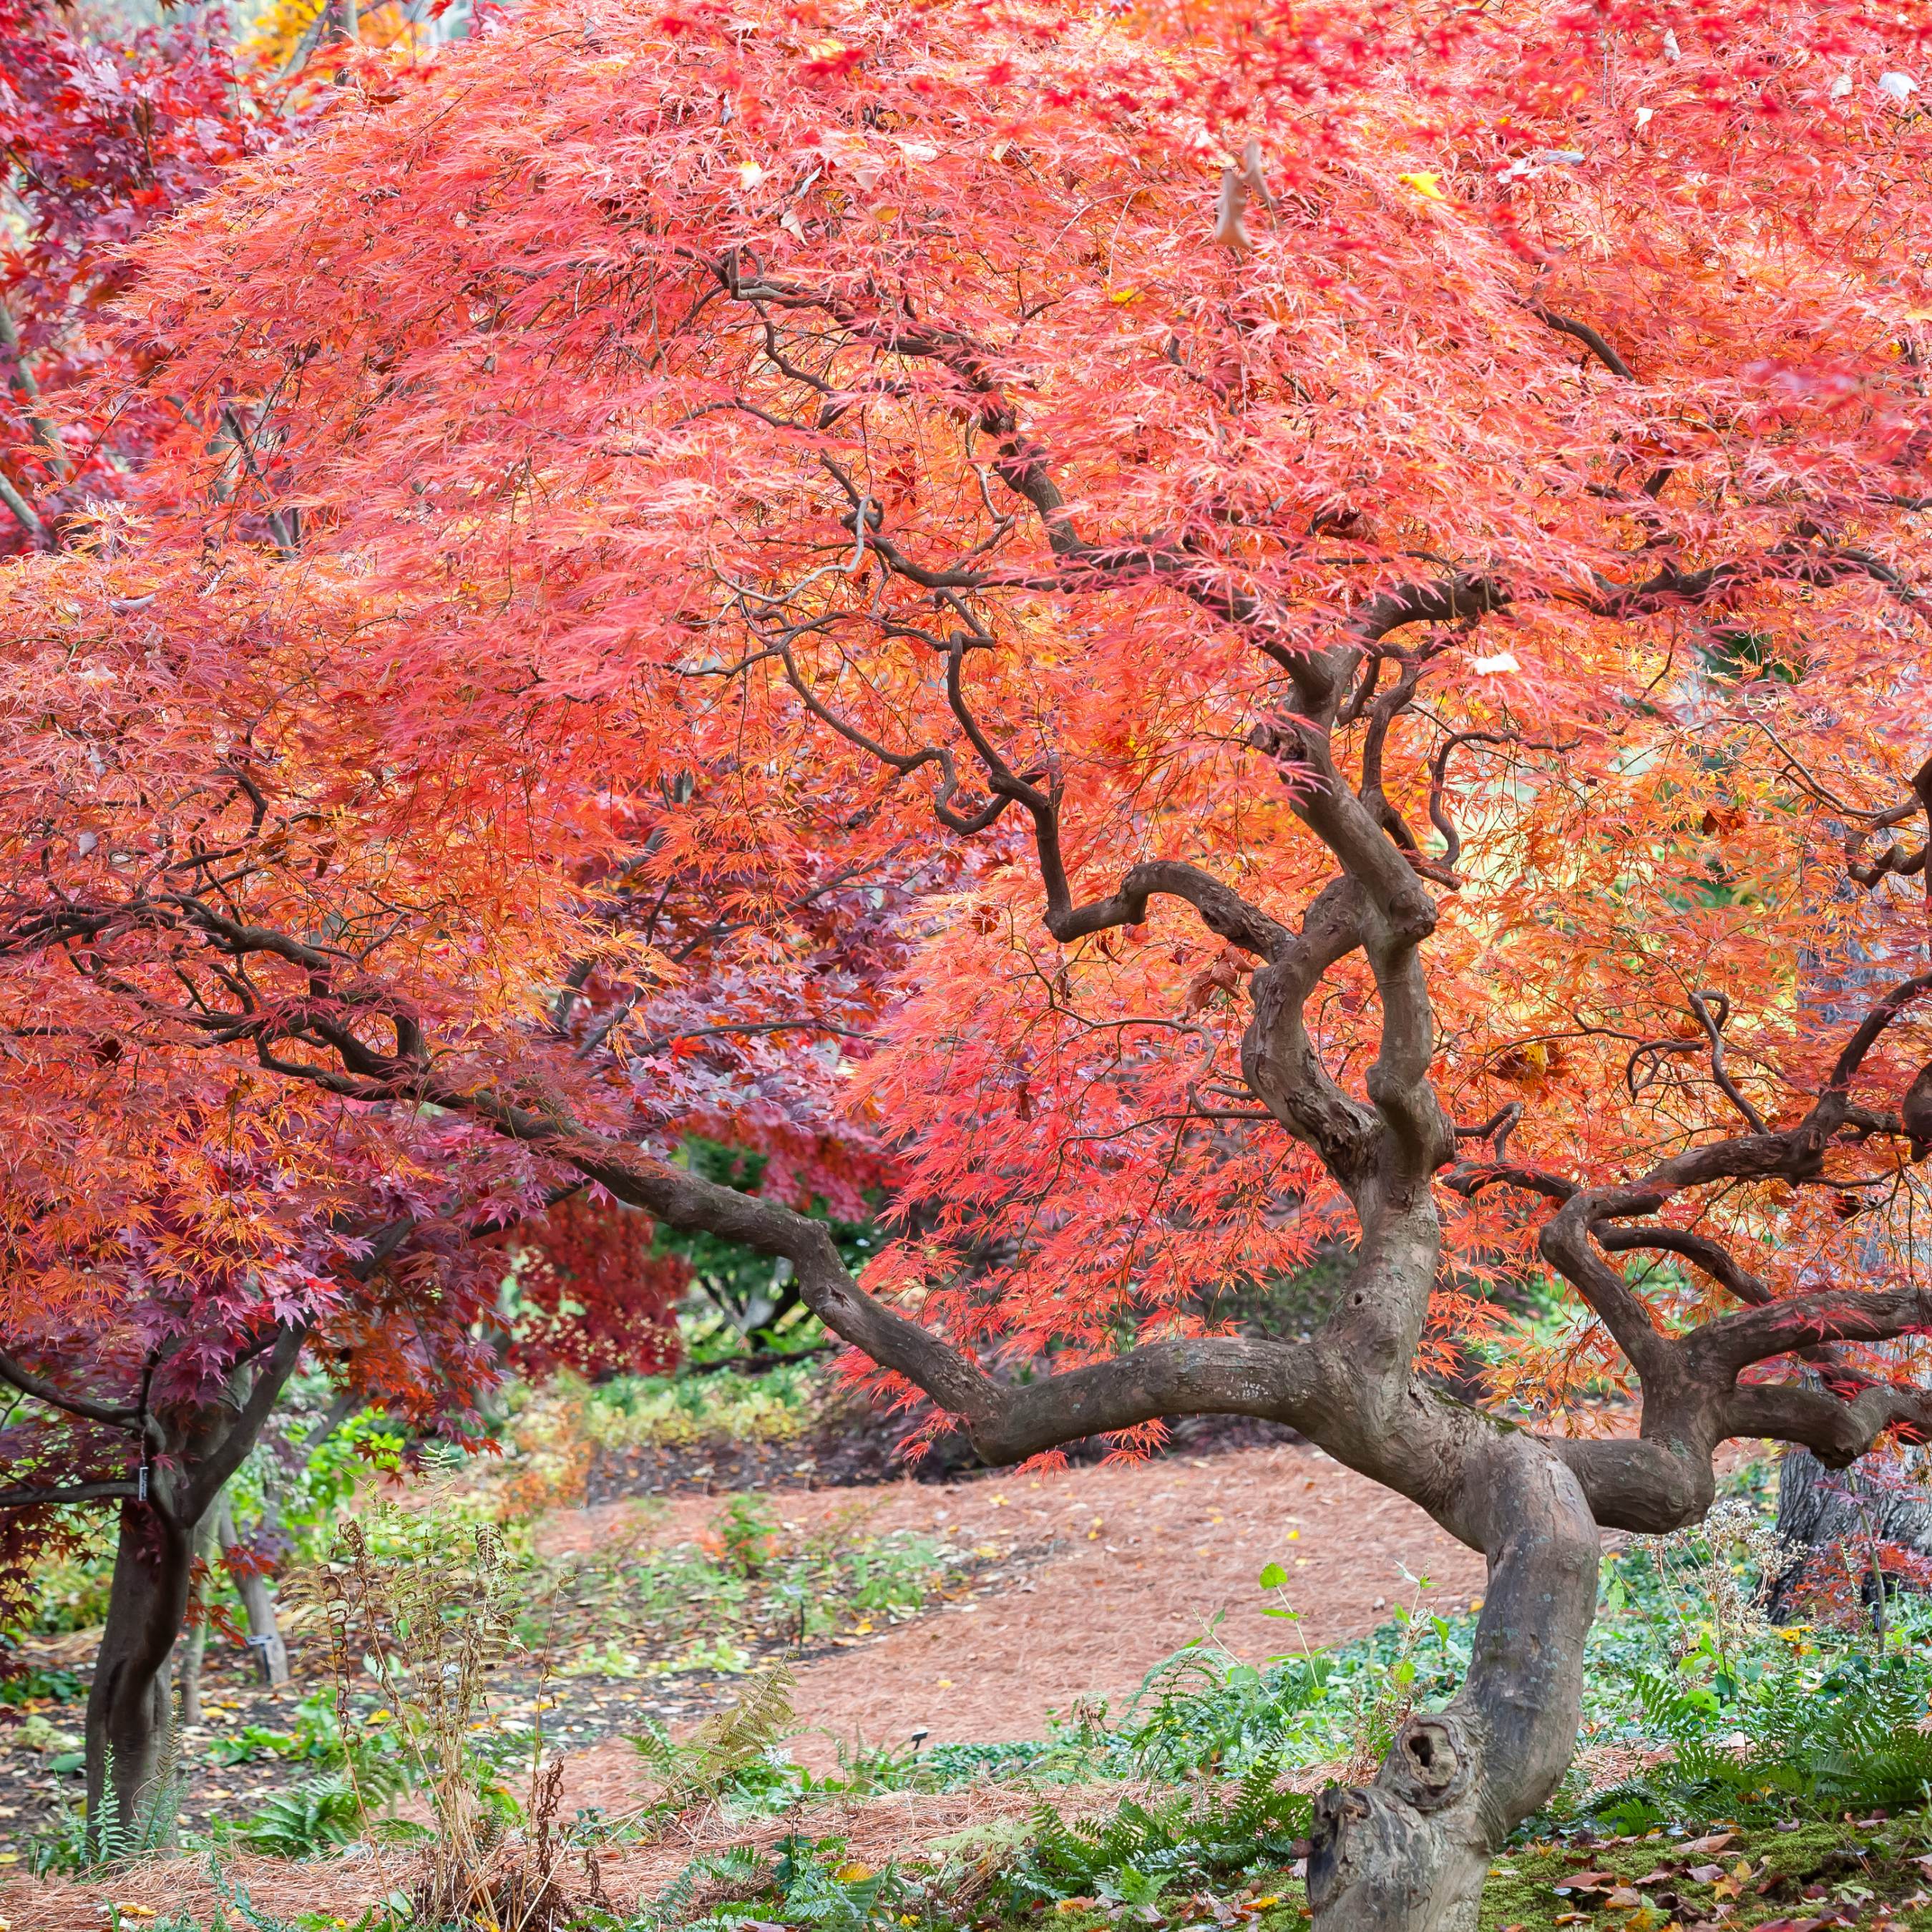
<box><xmin>1</xmin><ymin>1441</ymin><xmax>1491</xmax><ymax>1929</ymax></box>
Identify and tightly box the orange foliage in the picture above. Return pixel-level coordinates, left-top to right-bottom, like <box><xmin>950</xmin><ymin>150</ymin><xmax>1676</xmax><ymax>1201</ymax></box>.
<box><xmin>4</xmin><ymin>0</ymin><xmax>1932</xmax><ymax>1470</ymax></box>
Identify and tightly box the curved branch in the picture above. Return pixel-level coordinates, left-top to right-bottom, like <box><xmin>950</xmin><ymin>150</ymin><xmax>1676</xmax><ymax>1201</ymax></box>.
<box><xmin>1528</xmin><ymin>303</ymin><xmax>1636</xmax><ymax>381</ymax></box>
<box><xmin>1594</xmin><ymin>1224</ymin><xmax>1770</xmax><ymax>1307</ymax></box>
<box><xmin>1535</xmin><ymin>1201</ymin><xmax>1679</xmax><ymax>1383</ymax></box>
<box><xmin>451</xmin><ymin>1103</ymin><xmax>1319</xmax><ymax>1462</ymax></box>
<box><xmin>1849</xmin><ymin>841</ymin><xmax>1928</xmax><ymax>887</ymax></box>
<box><xmin>1827</xmin><ymin>968</ymin><xmax>1932</xmax><ymax>1094</ymax></box>
<box><xmin>1687</xmin><ymin>1282</ymin><xmax>1932</xmax><ymax>1380</ymax></box>
<box><xmin>1726</xmin><ymin>1377</ymin><xmax>1932</xmax><ymax>1469</ymax></box>
<box><xmin>1043</xmin><ymin>859</ymin><xmax>1292</xmax><ymax>960</ymax></box>
<box><xmin>0</xmin><ymin>1351</ymin><xmax>144</xmax><ymax>1433</ymax></box>
<box><xmin>1687</xmin><ymin>990</ymin><xmax>1767</xmax><ymax>1133</ymax></box>
<box><xmin>1242</xmin><ymin>876</ymin><xmax>1381</xmax><ymax>1181</ymax></box>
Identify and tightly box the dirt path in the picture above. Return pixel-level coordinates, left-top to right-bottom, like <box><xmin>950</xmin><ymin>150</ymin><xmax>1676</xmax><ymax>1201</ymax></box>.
<box><xmin>551</xmin><ymin>1441</ymin><xmax>1488</xmax><ymax>1807</ymax></box>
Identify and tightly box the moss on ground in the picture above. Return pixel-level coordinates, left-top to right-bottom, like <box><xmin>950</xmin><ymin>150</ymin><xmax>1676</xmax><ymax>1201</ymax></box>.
<box><xmin>1478</xmin><ymin>1818</ymin><xmax>1932</xmax><ymax>1929</ymax></box>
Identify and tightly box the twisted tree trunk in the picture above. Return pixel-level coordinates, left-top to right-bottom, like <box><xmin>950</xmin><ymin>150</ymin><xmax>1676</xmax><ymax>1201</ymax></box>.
<box><xmin>1308</xmin><ymin>1443</ymin><xmax>1599</xmax><ymax>1931</ymax></box>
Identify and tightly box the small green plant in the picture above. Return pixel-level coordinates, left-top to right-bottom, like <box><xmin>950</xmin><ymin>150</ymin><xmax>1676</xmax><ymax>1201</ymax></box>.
<box><xmin>717</xmin><ymin>1494</ymin><xmax>779</xmax><ymax>1574</ymax></box>
<box><xmin>231</xmin><ymin>1716</ymin><xmax>414</xmax><ymax>1857</ymax></box>
<box><xmin>207</xmin><ymin>1724</ymin><xmax>298</xmax><ymax>1767</ymax></box>
<box><xmin>29</xmin><ymin>1731</ymin><xmax>195</xmax><ymax>1873</ymax></box>
<box><xmin>0</xmin><ymin>1662</ymin><xmax>84</xmax><ymax>1704</ymax></box>
<box><xmin>1576</xmin><ymin>1650</ymin><xmax>1932</xmax><ymax>1832</ymax></box>
<box><xmin>237</xmin><ymin>1771</ymin><xmax>374</xmax><ymax>1857</ymax></box>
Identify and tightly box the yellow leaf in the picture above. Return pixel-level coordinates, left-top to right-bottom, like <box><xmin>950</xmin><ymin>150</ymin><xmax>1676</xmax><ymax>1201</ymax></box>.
<box><xmin>1397</xmin><ymin>170</ymin><xmax>1448</xmax><ymax>202</ymax></box>
<box><xmin>1109</xmin><ymin>287</ymin><xmax>1138</xmax><ymax>304</ymax></box>
<box><xmin>836</xmin><ymin>1862</ymin><xmax>874</xmax><ymax>1883</ymax></box>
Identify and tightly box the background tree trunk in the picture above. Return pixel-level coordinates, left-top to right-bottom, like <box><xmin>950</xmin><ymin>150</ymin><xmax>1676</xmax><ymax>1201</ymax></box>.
<box><xmin>1770</xmin><ymin>1445</ymin><xmax>1932</xmax><ymax>1621</ymax></box>
<box><xmin>217</xmin><ymin>1496</ymin><xmax>291</xmax><ymax>1687</ymax></box>
<box><xmin>173</xmin><ymin>1503</ymin><xmax>223</xmax><ymax>1727</ymax></box>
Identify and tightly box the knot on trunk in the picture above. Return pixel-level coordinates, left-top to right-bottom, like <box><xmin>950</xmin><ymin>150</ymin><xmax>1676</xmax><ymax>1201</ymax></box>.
<box><xmin>1385</xmin><ymin>1713</ymin><xmax>1472</xmax><ymax>1811</ymax></box>
<box><xmin>1308</xmin><ymin>1718</ymin><xmax>1485</xmax><ymax>1931</ymax></box>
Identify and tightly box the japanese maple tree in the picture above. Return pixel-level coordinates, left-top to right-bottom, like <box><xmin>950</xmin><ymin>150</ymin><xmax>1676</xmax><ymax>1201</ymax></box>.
<box><xmin>0</xmin><ymin>1015</ymin><xmax>549</xmax><ymax>1839</ymax></box>
<box><xmin>6</xmin><ymin>0</ymin><xmax>1932</xmax><ymax>1923</ymax></box>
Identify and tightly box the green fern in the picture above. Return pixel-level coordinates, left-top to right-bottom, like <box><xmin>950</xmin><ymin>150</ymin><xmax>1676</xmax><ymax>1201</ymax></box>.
<box><xmin>631</xmin><ymin>1661</ymin><xmax>797</xmax><ymax>1825</ymax></box>
<box><xmin>235</xmin><ymin>1735</ymin><xmax>411</xmax><ymax>1858</ymax></box>
<box><xmin>645</xmin><ymin>1834</ymin><xmax>906</xmax><ymax>1932</ymax></box>
<box><xmin>991</xmin><ymin>1759</ymin><xmax>1310</xmax><ymax>1909</ymax></box>
<box><xmin>1578</xmin><ymin>1654</ymin><xmax>1932</xmax><ymax>1829</ymax></box>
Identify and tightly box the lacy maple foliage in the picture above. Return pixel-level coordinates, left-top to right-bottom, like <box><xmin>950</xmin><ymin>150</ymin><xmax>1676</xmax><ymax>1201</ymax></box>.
<box><xmin>499</xmin><ymin>1194</ymin><xmax>687</xmax><ymax>1382</ymax></box>
<box><xmin>51</xmin><ymin>0</ymin><xmax>1924</xmax><ymax>1411</ymax></box>
<box><xmin>4</xmin><ymin>0</ymin><xmax>1932</xmax><ymax>1493</ymax></box>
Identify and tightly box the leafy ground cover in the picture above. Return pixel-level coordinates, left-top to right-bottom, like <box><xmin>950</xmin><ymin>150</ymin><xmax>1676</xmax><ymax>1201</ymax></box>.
<box><xmin>634</xmin><ymin>1814</ymin><xmax>1932</xmax><ymax>1932</ymax></box>
<box><xmin>9</xmin><ymin>1367</ymin><xmax>1932</xmax><ymax>1932</ymax></box>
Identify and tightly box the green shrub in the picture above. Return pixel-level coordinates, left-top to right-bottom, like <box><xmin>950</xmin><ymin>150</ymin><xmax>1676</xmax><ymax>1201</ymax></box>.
<box><xmin>577</xmin><ymin>1361</ymin><xmax>826</xmax><ymax>1450</ymax></box>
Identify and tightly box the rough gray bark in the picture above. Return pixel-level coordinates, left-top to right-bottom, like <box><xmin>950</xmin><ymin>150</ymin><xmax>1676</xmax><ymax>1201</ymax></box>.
<box><xmin>1308</xmin><ymin>1440</ymin><xmax>1599</xmax><ymax>1931</ymax></box>
<box><xmin>1770</xmin><ymin>1445</ymin><xmax>1932</xmax><ymax>1622</ymax></box>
